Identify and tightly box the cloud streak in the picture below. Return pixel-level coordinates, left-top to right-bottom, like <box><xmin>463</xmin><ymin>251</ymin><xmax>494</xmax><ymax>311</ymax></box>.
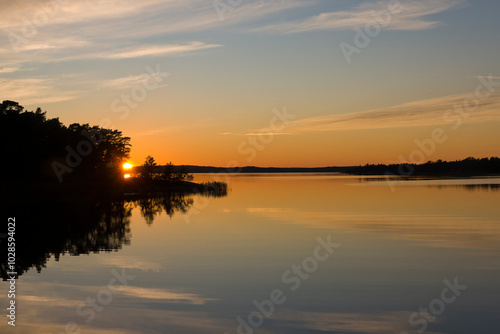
<box><xmin>0</xmin><ymin>66</ymin><xmax>22</xmax><ymax>73</ymax></box>
<box><xmin>256</xmin><ymin>0</ymin><xmax>465</xmax><ymax>34</ymax></box>
<box><xmin>0</xmin><ymin>0</ymin><xmax>174</xmax><ymax>31</ymax></box>
<box><xmin>0</xmin><ymin>0</ymin><xmax>305</xmax><ymax>45</ymax></box>
<box><xmin>0</xmin><ymin>0</ymin><xmax>290</xmax><ymax>70</ymax></box>
<box><xmin>268</xmin><ymin>91</ymin><xmax>500</xmax><ymax>133</ymax></box>
<box><xmin>0</xmin><ymin>77</ymin><xmax>78</xmax><ymax>104</ymax></box>
<box><xmin>94</xmin><ymin>42</ymin><xmax>222</xmax><ymax>60</ymax></box>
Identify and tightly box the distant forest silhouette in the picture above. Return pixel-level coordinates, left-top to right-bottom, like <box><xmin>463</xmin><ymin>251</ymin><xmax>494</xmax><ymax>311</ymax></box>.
<box><xmin>346</xmin><ymin>157</ymin><xmax>500</xmax><ymax>176</ymax></box>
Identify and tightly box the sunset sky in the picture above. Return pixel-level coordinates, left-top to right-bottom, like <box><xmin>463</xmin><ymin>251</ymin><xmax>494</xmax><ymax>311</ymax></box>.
<box><xmin>1</xmin><ymin>0</ymin><xmax>499</xmax><ymax>167</ymax></box>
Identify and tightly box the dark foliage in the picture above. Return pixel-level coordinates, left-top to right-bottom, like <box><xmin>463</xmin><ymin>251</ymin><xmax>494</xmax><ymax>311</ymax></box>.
<box><xmin>0</xmin><ymin>191</ymin><xmax>198</xmax><ymax>280</ymax></box>
<box><xmin>0</xmin><ymin>100</ymin><xmax>131</xmax><ymax>183</ymax></box>
<box><xmin>346</xmin><ymin>157</ymin><xmax>500</xmax><ymax>176</ymax></box>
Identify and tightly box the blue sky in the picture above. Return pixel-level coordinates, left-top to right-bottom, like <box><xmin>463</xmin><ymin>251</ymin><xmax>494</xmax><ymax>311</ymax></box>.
<box><xmin>1</xmin><ymin>0</ymin><xmax>499</xmax><ymax>166</ymax></box>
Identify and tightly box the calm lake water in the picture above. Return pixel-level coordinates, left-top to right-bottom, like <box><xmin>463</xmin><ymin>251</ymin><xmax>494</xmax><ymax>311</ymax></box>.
<box><xmin>1</xmin><ymin>174</ymin><xmax>500</xmax><ymax>333</ymax></box>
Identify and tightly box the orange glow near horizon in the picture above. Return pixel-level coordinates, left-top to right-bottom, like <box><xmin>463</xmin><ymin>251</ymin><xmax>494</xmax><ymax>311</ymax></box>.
<box><xmin>124</xmin><ymin>174</ymin><xmax>131</xmax><ymax>179</ymax></box>
<box><xmin>123</xmin><ymin>163</ymin><xmax>133</xmax><ymax>170</ymax></box>
<box><xmin>125</xmin><ymin>120</ymin><xmax>500</xmax><ymax>168</ymax></box>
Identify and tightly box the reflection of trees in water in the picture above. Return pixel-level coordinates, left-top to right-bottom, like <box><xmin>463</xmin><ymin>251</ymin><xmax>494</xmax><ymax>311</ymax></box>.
<box><xmin>357</xmin><ymin>177</ymin><xmax>500</xmax><ymax>192</ymax></box>
<box><xmin>60</xmin><ymin>199</ymin><xmax>134</xmax><ymax>257</ymax></box>
<box><xmin>0</xmin><ymin>189</ymin><xmax>223</xmax><ymax>280</ymax></box>
<box><xmin>429</xmin><ymin>183</ymin><xmax>500</xmax><ymax>192</ymax></box>
<box><xmin>1</xmin><ymin>197</ymin><xmax>133</xmax><ymax>280</ymax></box>
<box><xmin>129</xmin><ymin>181</ymin><xmax>228</xmax><ymax>225</ymax></box>
<box><xmin>130</xmin><ymin>193</ymin><xmax>194</xmax><ymax>225</ymax></box>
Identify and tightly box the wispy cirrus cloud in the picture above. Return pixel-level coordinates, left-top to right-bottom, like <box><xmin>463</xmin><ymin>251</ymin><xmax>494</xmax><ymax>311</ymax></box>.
<box><xmin>0</xmin><ymin>0</ymin><xmax>305</xmax><ymax>50</ymax></box>
<box><xmin>256</xmin><ymin>0</ymin><xmax>465</xmax><ymax>34</ymax></box>
<box><xmin>0</xmin><ymin>0</ymin><xmax>174</xmax><ymax>31</ymax></box>
<box><xmin>0</xmin><ymin>77</ymin><xmax>78</xmax><ymax>104</ymax></box>
<box><xmin>100</xmin><ymin>74</ymin><xmax>151</xmax><ymax>89</ymax></box>
<box><xmin>262</xmin><ymin>90</ymin><xmax>500</xmax><ymax>134</ymax></box>
<box><xmin>5</xmin><ymin>36</ymin><xmax>90</xmax><ymax>52</ymax></box>
<box><xmin>0</xmin><ymin>1</ymin><xmax>226</xmax><ymax>70</ymax></box>
<box><xmin>0</xmin><ymin>41</ymin><xmax>220</xmax><ymax>76</ymax></box>
<box><xmin>93</xmin><ymin>42</ymin><xmax>222</xmax><ymax>60</ymax></box>
<box><xmin>143</xmin><ymin>1</ymin><xmax>306</xmax><ymax>36</ymax></box>
<box><xmin>0</xmin><ymin>0</ymin><xmax>307</xmax><ymax>76</ymax></box>
<box><xmin>0</xmin><ymin>35</ymin><xmax>92</xmax><ymax>70</ymax></box>
<box><xmin>228</xmin><ymin>84</ymin><xmax>500</xmax><ymax>136</ymax></box>
<box><xmin>0</xmin><ymin>66</ymin><xmax>22</xmax><ymax>73</ymax></box>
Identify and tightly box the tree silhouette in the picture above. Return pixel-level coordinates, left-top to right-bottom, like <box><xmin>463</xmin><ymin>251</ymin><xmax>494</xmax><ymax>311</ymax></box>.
<box><xmin>346</xmin><ymin>157</ymin><xmax>500</xmax><ymax>176</ymax></box>
<box><xmin>142</xmin><ymin>155</ymin><xmax>157</xmax><ymax>180</ymax></box>
<box><xmin>162</xmin><ymin>161</ymin><xmax>194</xmax><ymax>182</ymax></box>
<box><xmin>0</xmin><ymin>100</ymin><xmax>131</xmax><ymax>183</ymax></box>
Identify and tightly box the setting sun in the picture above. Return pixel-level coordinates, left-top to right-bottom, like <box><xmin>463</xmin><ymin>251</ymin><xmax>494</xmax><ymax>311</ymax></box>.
<box><xmin>2</xmin><ymin>0</ymin><xmax>500</xmax><ymax>332</ymax></box>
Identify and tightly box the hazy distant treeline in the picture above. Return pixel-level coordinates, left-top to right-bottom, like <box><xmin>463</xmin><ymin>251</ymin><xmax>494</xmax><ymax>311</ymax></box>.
<box><xmin>346</xmin><ymin>157</ymin><xmax>500</xmax><ymax>176</ymax></box>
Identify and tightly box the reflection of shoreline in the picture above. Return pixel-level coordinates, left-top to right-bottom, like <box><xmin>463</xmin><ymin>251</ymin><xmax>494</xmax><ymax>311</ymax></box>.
<box><xmin>428</xmin><ymin>183</ymin><xmax>500</xmax><ymax>192</ymax></box>
<box><xmin>352</xmin><ymin>176</ymin><xmax>500</xmax><ymax>192</ymax></box>
<box><xmin>0</xmin><ymin>188</ymin><xmax>227</xmax><ymax>280</ymax></box>
<box><xmin>3</xmin><ymin>179</ymin><xmax>228</xmax><ymax>199</ymax></box>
